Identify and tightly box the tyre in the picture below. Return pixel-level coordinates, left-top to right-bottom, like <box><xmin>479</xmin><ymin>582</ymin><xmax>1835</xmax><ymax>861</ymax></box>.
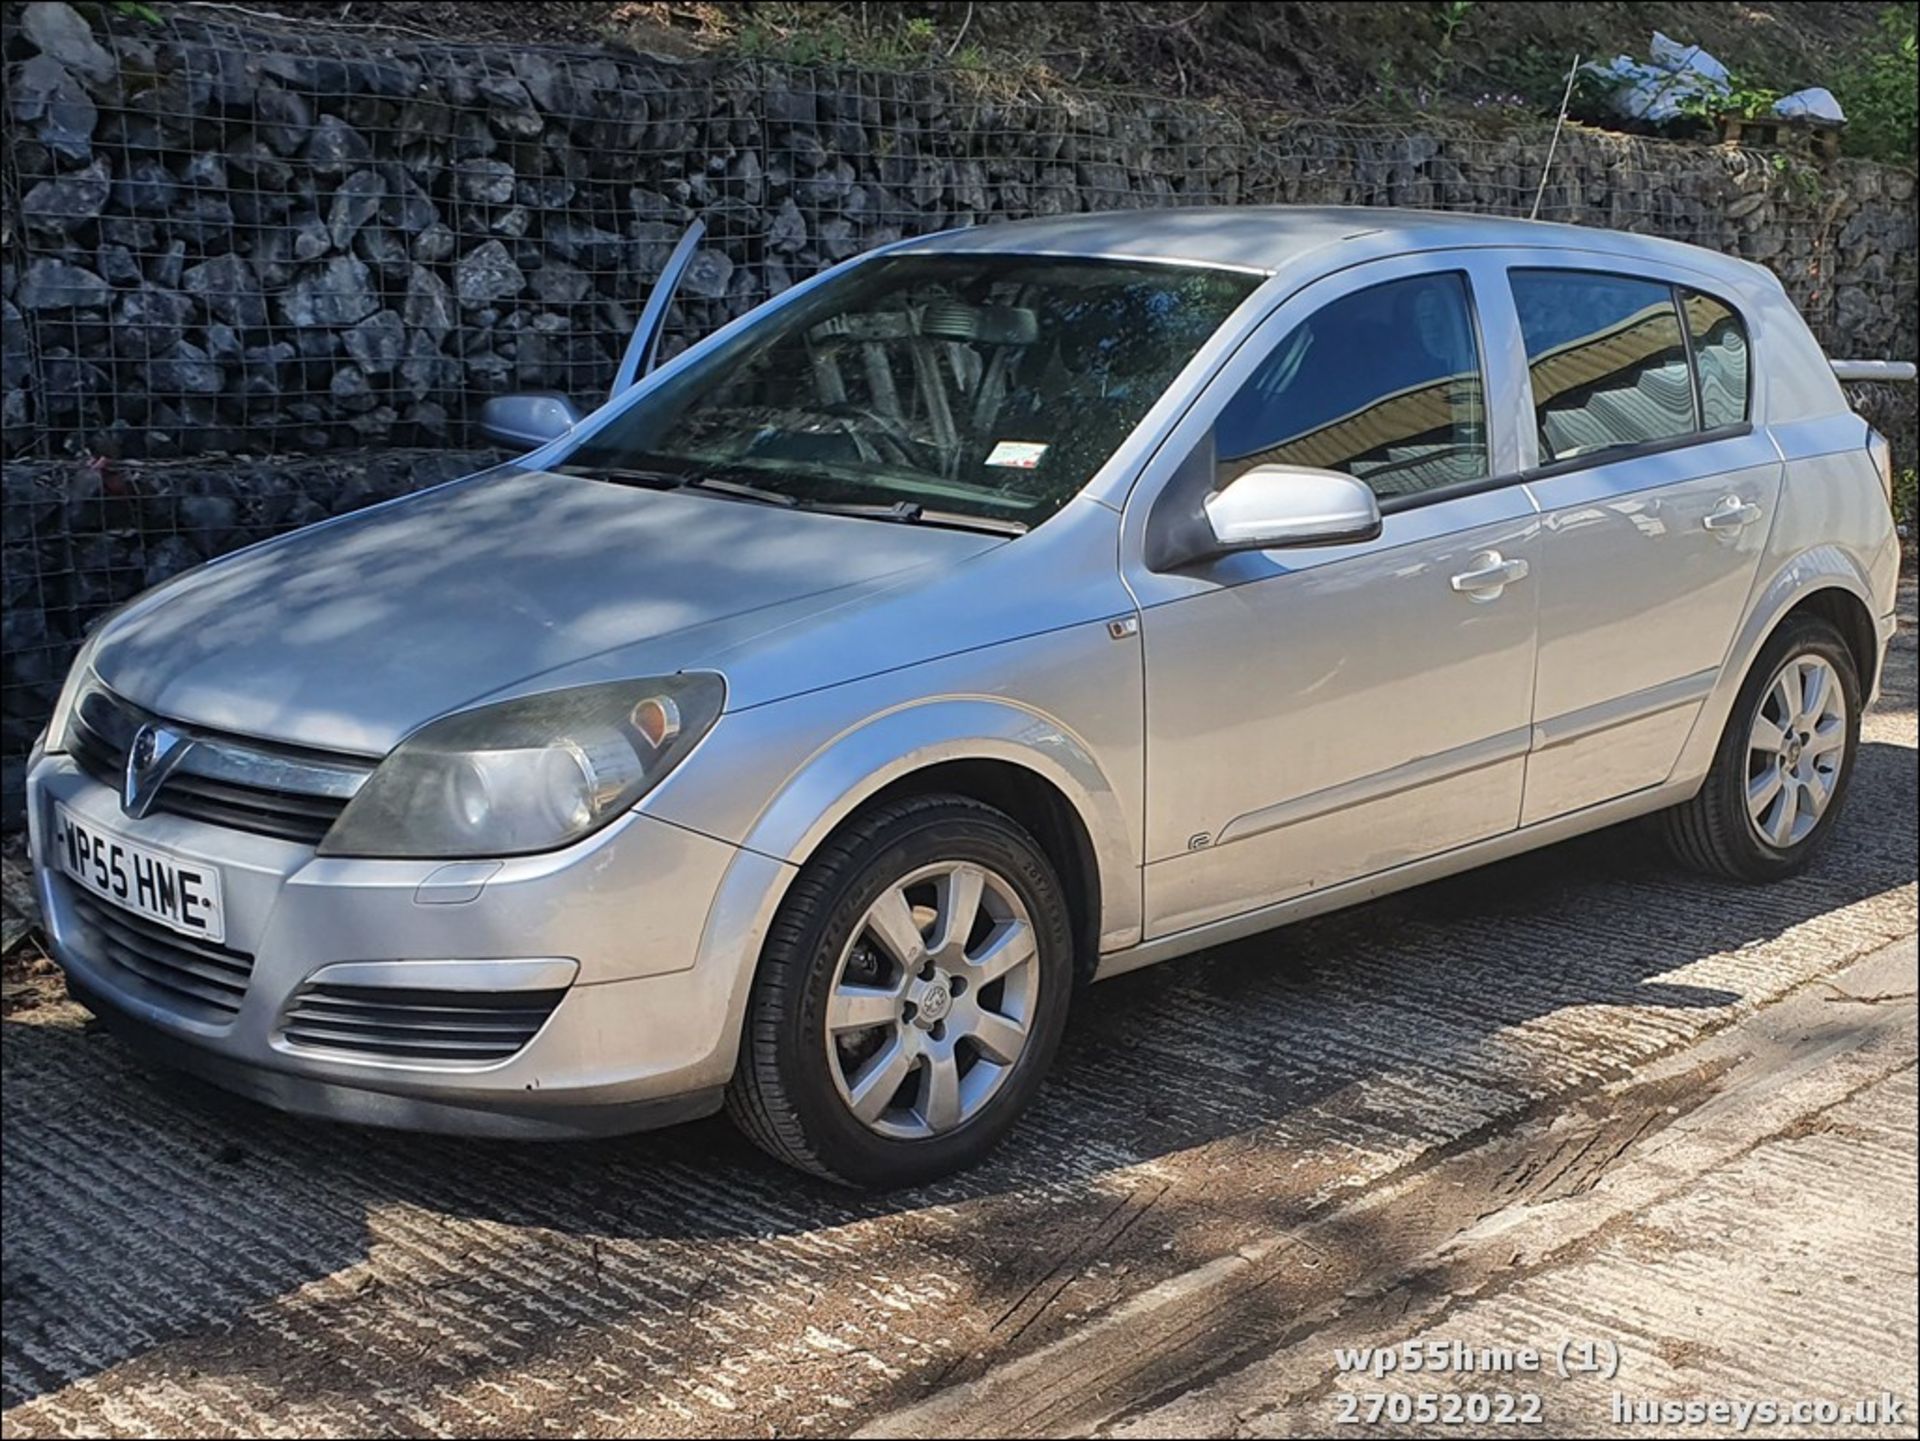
<box><xmin>1661</xmin><ymin>614</ymin><xmax>1862</xmax><ymax>882</ymax></box>
<box><xmin>725</xmin><ymin>794</ymin><xmax>1075</xmax><ymax>1188</ymax></box>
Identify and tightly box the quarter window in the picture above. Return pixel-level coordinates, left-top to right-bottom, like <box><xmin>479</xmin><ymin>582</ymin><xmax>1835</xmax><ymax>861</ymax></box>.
<box><xmin>1214</xmin><ymin>273</ymin><xmax>1488</xmax><ymax>501</ymax></box>
<box><xmin>1682</xmin><ymin>289</ymin><xmax>1751</xmax><ymax>429</ymax></box>
<box><xmin>1510</xmin><ymin>270</ymin><xmax>1695</xmax><ymax>463</ymax></box>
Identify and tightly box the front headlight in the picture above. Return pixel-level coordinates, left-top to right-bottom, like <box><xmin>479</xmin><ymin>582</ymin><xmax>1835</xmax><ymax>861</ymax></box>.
<box><xmin>318</xmin><ymin>674</ymin><xmax>725</xmax><ymax>859</ymax></box>
<box><xmin>44</xmin><ymin>615</ymin><xmax>121</xmax><ymax>756</ymax></box>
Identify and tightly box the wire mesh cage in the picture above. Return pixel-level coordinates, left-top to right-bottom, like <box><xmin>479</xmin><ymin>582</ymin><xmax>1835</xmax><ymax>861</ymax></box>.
<box><xmin>6</xmin><ymin>4</ymin><xmax>1909</xmax><ymax>464</ymax></box>
<box><xmin>2</xmin><ymin>3</ymin><xmax>1915</xmax><ymax>822</ymax></box>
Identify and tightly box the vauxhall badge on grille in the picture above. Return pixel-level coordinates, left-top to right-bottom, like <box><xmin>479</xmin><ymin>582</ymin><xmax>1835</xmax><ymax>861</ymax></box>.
<box><xmin>123</xmin><ymin>723</ymin><xmax>193</xmax><ymax>819</ymax></box>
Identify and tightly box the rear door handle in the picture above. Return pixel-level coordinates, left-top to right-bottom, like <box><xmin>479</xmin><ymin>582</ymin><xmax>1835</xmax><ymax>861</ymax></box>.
<box><xmin>1450</xmin><ymin>552</ymin><xmax>1530</xmax><ymax>599</ymax></box>
<box><xmin>1703</xmin><ymin>497</ymin><xmax>1764</xmax><ymax>532</ymax></box>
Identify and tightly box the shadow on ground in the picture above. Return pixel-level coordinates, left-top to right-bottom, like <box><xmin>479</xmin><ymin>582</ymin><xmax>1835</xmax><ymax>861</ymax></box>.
<box><xmin>5</xmin><ymin>716</ymin><xmax>1914</xmax><ymax>1428</ymax></box>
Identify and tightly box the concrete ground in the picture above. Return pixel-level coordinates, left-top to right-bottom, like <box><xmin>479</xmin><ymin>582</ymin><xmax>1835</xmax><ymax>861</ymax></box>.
<box><xmin>2</xmin><ymin>579</ymin><xmax>1914</xmax><ymax>1439</ymax></box>
<box><xmin>866</xmin><ymin>934</ymin><xmax>1918</xmax><ymax>1439</ymax></box>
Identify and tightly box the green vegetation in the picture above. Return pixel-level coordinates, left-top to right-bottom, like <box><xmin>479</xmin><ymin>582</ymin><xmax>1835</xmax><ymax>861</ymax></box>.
<box><xmin>1675</xmin><ymin>76</ymin><xmax>1783</xmax><ymax>124</ymax></box>
<box><xmin>1831</xmin><ymin>5</ymin><xmax>1918</xmax><ymax>160</ymax></box>
<box><xmin>1622</xmin><ymin>2</ymin><xmax>1916</xmax><ymax>159</ymax></box>
<box><xmin>1528</xmin><ymin>4</ymin><xmax>1914</xmax><ymax>163</ymax></box>
<box><xmin>1563</xmin><ymin>63</ymin><xmax>1784</xmax><ymax>133</ymax></box>
<box><xmin>1429</xmin><ymin>0</ymin><xmax>1475</xmax><ymax>94</ymax></box>
<box><xmin>1896</xmin><ymin>468</ymin><xmax>1918</xmax><ymax>534</ymax></box>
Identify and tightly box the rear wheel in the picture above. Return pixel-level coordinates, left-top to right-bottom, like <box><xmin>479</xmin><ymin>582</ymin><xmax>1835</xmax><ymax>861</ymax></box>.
<box><xmin>725</xmin><ymin>795</ymin><xmax>1074</xmax><ymax>1188</ymax></box>
<box><xmin>1661</xmin><ymin>615</ymin><xmax>1861</xmax><ymax>882</ymax></box>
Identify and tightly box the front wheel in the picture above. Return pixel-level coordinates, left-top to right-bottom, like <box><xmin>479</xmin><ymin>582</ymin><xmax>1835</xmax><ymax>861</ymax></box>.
<box><xmin>1661</xmin><ymin>614</ymin><xmax>1861</xmax><ymax>882</ymax></box>
<box><xmin>725</xmin><ymin>795</ymin><xmax>1075</xmax><ymax>1188</ymax></box>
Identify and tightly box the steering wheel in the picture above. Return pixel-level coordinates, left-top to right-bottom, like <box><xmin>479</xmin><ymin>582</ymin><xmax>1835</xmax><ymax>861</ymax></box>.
<box><xmin>813</xmin><ymin>401</ymin><xmax>928</xmax><ymax>465</ymax></box>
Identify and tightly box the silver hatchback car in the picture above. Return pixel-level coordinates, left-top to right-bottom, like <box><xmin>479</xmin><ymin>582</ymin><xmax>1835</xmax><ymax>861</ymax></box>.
<box><xmin>28</xmin><ymin>208</ymin><xmax>1901</xmax><ymax>1186</ymax></box>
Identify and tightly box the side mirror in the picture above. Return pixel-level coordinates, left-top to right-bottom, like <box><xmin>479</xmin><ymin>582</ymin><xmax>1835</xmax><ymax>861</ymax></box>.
<box><xmin>1202</xmin><ymin>464</ymin><xmax>1382</xmax><ymax>552</ymax></box>
<box><xmin>480</xmin><ymin>393</ymin><xmax>584</xmax><ymax>450</ymax></box>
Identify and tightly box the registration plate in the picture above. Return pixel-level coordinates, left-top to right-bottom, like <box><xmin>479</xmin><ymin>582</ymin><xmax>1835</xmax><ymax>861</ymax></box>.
<box><xmin>52</xmin><ymin>803</ymin><xmax>226</xmax><ymax>944</ymax></box>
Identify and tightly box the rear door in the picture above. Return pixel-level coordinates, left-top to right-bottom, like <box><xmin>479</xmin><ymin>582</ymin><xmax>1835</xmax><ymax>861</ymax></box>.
<box><xmin>1496</xmin><ymin>263</ymin><xmax>1783</xmax><ymax>824</ymax></box>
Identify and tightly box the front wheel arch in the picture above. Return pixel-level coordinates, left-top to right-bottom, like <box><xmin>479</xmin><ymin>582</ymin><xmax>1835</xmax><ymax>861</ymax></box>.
<box><xmin>733</xmin><ymin>699</ymin><xmax>1141</xmax><ymax>959</ymax></box>
<box><xmin>811</xmin><ymin>758</ymin><xmax>1104</xmax><ymax>987</ymax></box>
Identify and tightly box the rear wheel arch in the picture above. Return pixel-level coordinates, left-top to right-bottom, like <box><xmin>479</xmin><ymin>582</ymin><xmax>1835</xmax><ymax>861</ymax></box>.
<box><xmin>1662</xmin><ymin>608</ymin><xmax>1861</xmax><ymax>881</ymax></box>
<box><xmin>1676</xmin><ymin>555</ymin><xmax>1880</xmax><ymax>785</ymax></box>
<box><xmin>1781</xmin><ymin>585</ymin><xmax>1879</xmax><ymax>702</ymax></box>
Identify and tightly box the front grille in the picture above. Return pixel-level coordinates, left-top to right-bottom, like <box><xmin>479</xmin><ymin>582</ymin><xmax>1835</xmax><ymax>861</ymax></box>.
<box><xmin>68</xmin><ymin>685</ymin><xmax>371</xmax><ymax>846</ymax></box>
<box><xmin>68</xmin><ymin>891</ymin><xmax>256</xmax><ymax>1022</ymax></box>
<box><xmin>279</xmin><ymin>983</ymin><xmax>566</xmax><ymax>1063</ymax></box>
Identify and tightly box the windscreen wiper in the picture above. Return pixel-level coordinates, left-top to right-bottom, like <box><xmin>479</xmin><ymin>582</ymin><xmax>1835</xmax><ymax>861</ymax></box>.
<box><xmin>553</xmin><ymin>463</ymin><xmax>687</xmax><ymax>490</ymax></box>
<box><xmin>685</xmin><ymin>476</ymin><xmax>799</xmax><ymax>507</ymax></box>
<box><xmin>557</xmin><ymin>463</ymin><xmax>1025</xmax><ymax>535</ymax></box>
<box><xmin>557</xmin><ymin>464</ymin><xmax>799</xmax><ymax>510</ymax></box>
<box><xmin>793</xmin><ymin>499</ymin><xmax>1028</xmax><ymax>537</ymax></box>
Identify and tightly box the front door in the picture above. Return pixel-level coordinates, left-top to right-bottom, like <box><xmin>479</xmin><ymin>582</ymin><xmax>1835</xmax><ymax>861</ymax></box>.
<box><xmin>1128</xmin><ymin>257</ymin><xmax>1543</xmax><ymax>939</ymax></box>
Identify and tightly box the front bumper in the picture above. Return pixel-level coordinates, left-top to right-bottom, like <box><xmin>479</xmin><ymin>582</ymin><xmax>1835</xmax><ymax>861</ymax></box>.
<box><xmin>27</xmin><ymin>751</ymin><xmax>792</xmax><ymax>1138</ymax></box>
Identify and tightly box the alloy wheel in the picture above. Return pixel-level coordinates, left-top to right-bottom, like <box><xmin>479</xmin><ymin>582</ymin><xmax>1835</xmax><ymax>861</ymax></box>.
<box><xmin>824</xmin><ymin>861</ymin><xmax>1040</xmax><ymax>1140</ymax></box>
<box><xmin>1746</xmin><ymin>653</ymin><xmax>1849</xmax><ymax>848</ymax></box>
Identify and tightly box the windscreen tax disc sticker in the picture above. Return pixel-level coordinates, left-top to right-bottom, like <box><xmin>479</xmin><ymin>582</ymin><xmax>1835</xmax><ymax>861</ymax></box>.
<box><xmin>985</xmin><ymin>440</ymin><xmax>1049</xmax><ymax>469</ymax></box>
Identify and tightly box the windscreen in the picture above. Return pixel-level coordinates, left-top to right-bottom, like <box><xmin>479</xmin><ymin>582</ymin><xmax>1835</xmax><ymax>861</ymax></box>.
<box><xmin>559</xmin><ymin>253</ymin><xmax>1261</xmax><ymax>526</ymax></box>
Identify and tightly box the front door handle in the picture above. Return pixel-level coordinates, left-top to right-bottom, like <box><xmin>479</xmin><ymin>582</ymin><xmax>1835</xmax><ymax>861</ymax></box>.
<box><xmin>1450</xmin><ymin>551</ymin><xmax>1530</xmax><ymax>600</ymax></box>
<box><xmin>1703</xmin><ymin>497</ymin><xmax>1764</xmax><ymax>533</ymax></box>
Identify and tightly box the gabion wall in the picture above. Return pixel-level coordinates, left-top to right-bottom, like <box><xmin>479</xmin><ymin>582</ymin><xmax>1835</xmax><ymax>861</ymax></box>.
<box><xmin>0</xmin><ymin>449</ymin><xmax>493</xmax><ymax>816</ymax></box>
<box><xmin>3</xmin><ymin>1</ymin><xmax>1915</xmax><ymax>462</ymax></box>
<box><xmin>1</xmin><ymin>0</ymin><xmax>1916</xmax><ymax>825</ymax></box>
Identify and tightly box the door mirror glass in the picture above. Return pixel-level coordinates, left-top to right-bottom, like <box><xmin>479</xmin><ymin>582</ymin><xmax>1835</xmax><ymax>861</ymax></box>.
<box><xmin>480</xmin><ymin>393</ymin><xmax>584</xmax><ymax>450</ymax></box>
<box><xmin>1203</xmin><ymin>464</ymin><xmax>1383</xmax><ymax>551</ymax></box>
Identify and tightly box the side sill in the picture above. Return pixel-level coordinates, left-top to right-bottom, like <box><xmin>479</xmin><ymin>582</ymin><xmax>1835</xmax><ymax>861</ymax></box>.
<box><xmin>1095</xmin><ymin>778</ymin><xmax>1692</xmax><ymax>982</ymax></box>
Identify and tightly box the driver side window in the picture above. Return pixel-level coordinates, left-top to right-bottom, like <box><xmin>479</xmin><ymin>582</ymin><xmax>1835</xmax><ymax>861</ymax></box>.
<box><xmin>1214</xmin><ymin>272</ymin><xmax>1489</xmax><ymax>501</ymax></box>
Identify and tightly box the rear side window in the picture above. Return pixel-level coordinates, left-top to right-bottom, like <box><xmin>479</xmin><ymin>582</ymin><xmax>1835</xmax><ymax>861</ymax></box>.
<box><xmin>1214</xmin><ymin>272</ymin><xmax>1488</xmax><ymax>501</ymax></box>
<box><xmin>1681</xmin><ymin>289</ymin><xmax>1751</xmax><ymax>429</ymax></box>
<box><xmin>1510</xmin><ymin>270</ymin><xmax>1695</xmax><ymax>463</ymax></box>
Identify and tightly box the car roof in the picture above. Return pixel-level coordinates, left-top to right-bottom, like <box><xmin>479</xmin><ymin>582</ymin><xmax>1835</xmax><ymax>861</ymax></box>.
<box><xmin>897</xmin><ymin>205</ymin><xmax>1749</xmax><ymax>282</ymax></box>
